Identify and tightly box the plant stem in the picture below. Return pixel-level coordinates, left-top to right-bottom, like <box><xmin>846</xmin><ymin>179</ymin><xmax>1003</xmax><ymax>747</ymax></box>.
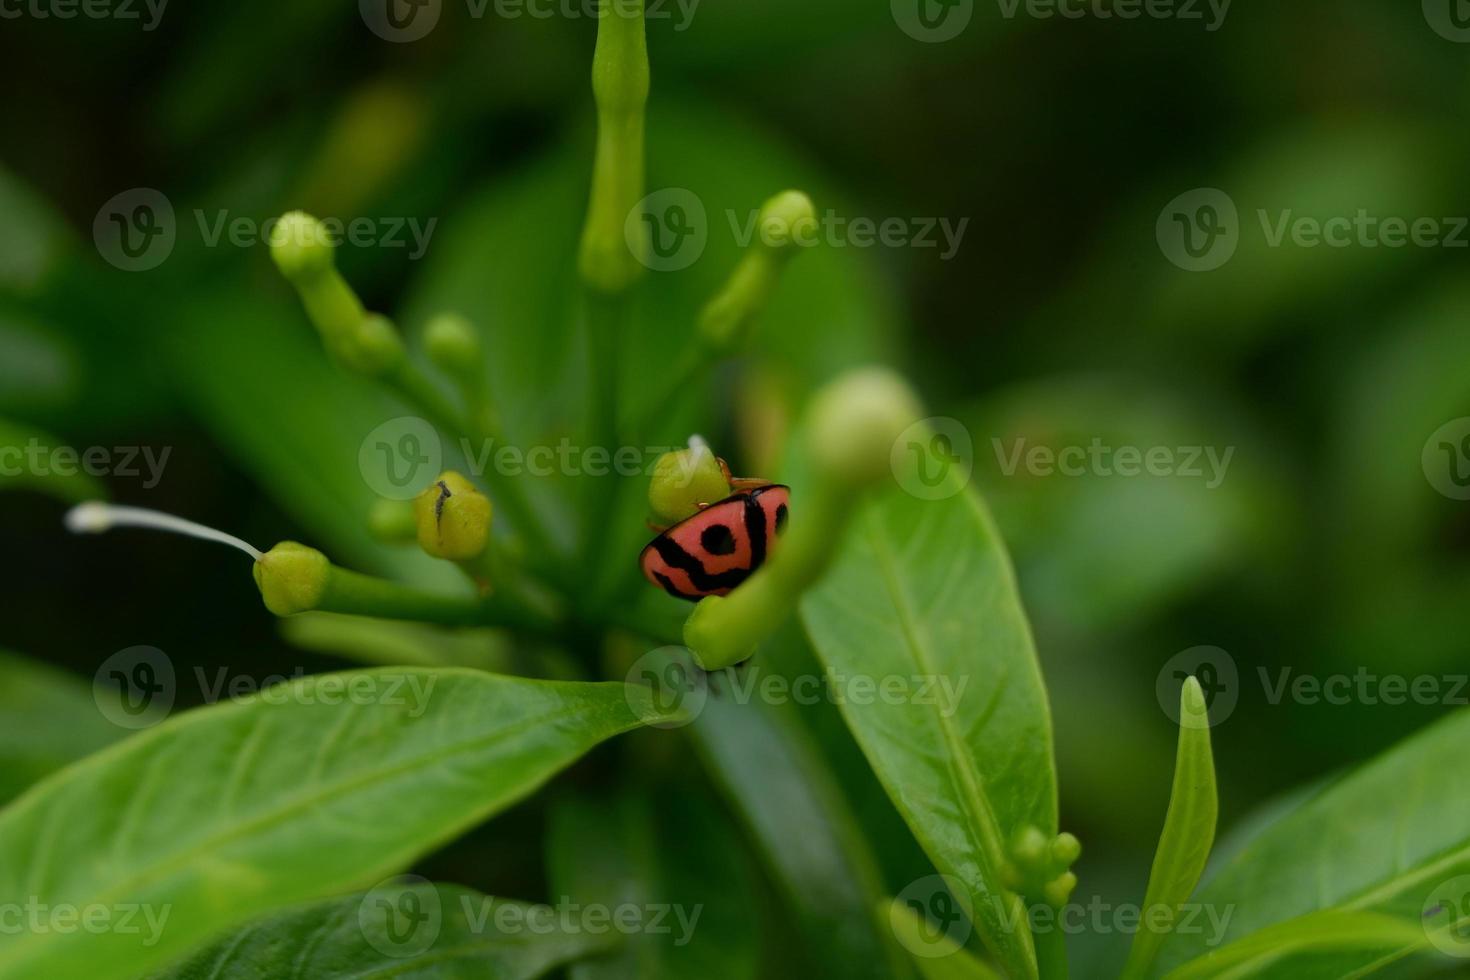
<box><xmin>1034</xmin><ymin>922</ymin><xmax>1069</xmax><ymax>980</ymax></box>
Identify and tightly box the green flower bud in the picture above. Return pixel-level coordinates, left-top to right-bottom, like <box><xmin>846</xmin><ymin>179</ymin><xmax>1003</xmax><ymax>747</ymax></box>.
<box><xmin>1011</xmin><ymin>825</ymin><xmax>1050</xmax><ymax>869</ymax></box>
<box><xmin>648</xmin><ymin>444</ymin><xmax>731</xmax><ymax>526</ymax></box>
<box><xmin>414</xmin><ymin>471</ymin><xmax>492</xmax><ymax>562</ymax></box>
<box><xmin>756</xmin><ymin>190</ymin><xmax>818</xmax><ymax>252</ymax></box>
<box><xmin>1051</xmin><ymin>831</ymin><xmax>1083</xmax><ymax>870</ymax></box>
<box><xmin>805</xmin><ymin>367</ymin><xmax>923</xmax><ymax>488</ymax></box>
<box><xmin>269</xmin><ymin>211</ymin><xmax>336</xmax><ymax>282</ymax></box>
<box><xmin>1043</xmin><ymin>871</ymin><xmax>1078</xmax><ymax>909</ymax></box>
<box><xmin>253</xmin><ymin>542</ymin><xmax>331</xmax><ymax>617</ymax></box>
<box><xmin>424</xmin><ymin>312</ymin><xmax>483</xmax><ymax>382</ymax></box>
<box><xmin>699</xmin><ymin>190</ymin><xmax>816</xmax><ymax>352</ymax></box>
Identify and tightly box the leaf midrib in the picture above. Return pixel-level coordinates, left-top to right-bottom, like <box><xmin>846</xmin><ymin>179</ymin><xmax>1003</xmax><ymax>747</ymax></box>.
<box><xmin>0</xmin><ymin>694</ymin><xmax>630</xmax><ymax>972</ymax></box>
<box><xmin>861</xmin><ymin>507</ymin><xmax>1031</xmax><ymax>974</ymax></box>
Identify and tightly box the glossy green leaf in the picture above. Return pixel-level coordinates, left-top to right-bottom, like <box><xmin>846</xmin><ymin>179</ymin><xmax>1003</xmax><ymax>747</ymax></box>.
<box><xmin>1162</xmin><ymin>910</ymin><xmax>1426</xmax><ymax>980</ymax></box>
<box><xmin>884</xmin><ymin>898</ymin><xmax>1001</xmax><ymax>980</ymax></box>
<box><xmin>800</xmin><ymin>484</ymin><xmax>1057</xmax><ymax>979</ymax></box>
<box><xmin>546</xmin><ymin>786</ymin><xmax>758</xmax><ymax>980</ymax></box>
<box><xmin>0</xmin><ymin>651</ymin><xmax>119</xmax><ymax>805</ymax></box>
<box><xmin>1158</xmin><ymin>709</ymin><xmax>1470</xmax><ymax>975</ymax></box>
<box><xmin>688</xmin><ymin>684</ymin><xmax>912</xmax><ymax>980</ymax></box>
<box><xmin>147</xmin><ymin>882</ymin><xmax>611</xmax><ymax>979</ymax></box>
<box><xmin>0</xmin><ymin>669</ymin><xmax>665</xmax><ymax>980</ymax></box>
<box><xmin>1122</xmin><ymin>677</ymin><xmax>1217</xmax><ymax>980</ymax></box>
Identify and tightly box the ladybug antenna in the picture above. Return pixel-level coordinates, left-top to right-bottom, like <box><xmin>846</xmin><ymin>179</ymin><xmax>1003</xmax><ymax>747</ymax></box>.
<box><xmin>65</xmin><ymin>502</ymin><xmax>263</xmax><ymax>561</ymax></box>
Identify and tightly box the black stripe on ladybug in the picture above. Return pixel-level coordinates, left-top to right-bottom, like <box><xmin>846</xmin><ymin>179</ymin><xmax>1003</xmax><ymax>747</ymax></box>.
<box><xmin>640</xmin><ymin>485</ymin><xmax>791</xmax><ymax>602</ymax></box>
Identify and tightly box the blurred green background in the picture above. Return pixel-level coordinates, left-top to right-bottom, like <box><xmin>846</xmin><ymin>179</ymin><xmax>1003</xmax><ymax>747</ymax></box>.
<box><xmin>3</xmin><ymin>1</ymin><xmax>1470</xmax><ymax>974</ymax></box>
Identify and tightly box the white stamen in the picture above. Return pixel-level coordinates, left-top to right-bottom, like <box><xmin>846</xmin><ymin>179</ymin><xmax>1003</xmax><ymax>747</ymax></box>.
<box><xmin>688</xmin><ymin>434</ymin><xmax>710</xmax><ymax>453</ymax></box>
<box><xmin>65</xmin><ymin>502</ymin><xmax>264</xmax><ymax>561</ymax></box>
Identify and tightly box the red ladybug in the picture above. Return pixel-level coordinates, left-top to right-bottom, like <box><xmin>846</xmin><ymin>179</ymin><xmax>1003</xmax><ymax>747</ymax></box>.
<box><xmin>640</xmin><ymin>481</ymin><xmax>790</xmax><ymax>601</ymax></box>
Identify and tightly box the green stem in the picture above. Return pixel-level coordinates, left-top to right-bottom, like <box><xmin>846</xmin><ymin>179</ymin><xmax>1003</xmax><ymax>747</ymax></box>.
<box><xmin>1034</xmin><ymin>921</ymin><xmax>1068</xmax><ymax>980</ymax></box>
<box><xmin>683</xmin><ymin>477</ymin><xmax>857</xmax><ymax>669</ymax></box>
<box><xmin>579</xmin><ymin>290</ymin><xmax>629</xmax><ymax>593</ymax></box>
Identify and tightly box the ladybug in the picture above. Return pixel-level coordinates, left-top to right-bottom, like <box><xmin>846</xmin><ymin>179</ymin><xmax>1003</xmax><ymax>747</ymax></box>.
<box><xmin>640</xmin><ymin>480</ymin><xmax>790</xmax><ymax>601</ymax></box>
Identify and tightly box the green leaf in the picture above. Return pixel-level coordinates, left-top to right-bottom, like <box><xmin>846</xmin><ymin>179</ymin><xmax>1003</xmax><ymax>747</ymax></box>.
<box><xmin>688</xmin><ymin>686</ymin><xmax>911</xmax><ymax>980</ymax></box>
<box><xmin>1157</xmin><ymin>709</ymin><xmax>1470</xmax><ymax>975</ymax></box>
<box><xmin>0</xmin><ymin>651</ymin><xmax>119</xmax><ymax>805</ymax></box>
<box><xmin>799</xmin><ymin>486</ymin><xmax>1057</xmax><ymax>979</ymax></box>
<box><xmin>0</xmin><ymin>417</ymin><xmax>108</xmax><ymax>504</ymax></box>
<box><xmin>884</xmin><ymin>898</ymin><xmax>1001</xmax><ymax>980</ymax></box>
<box><xmin>0</xmin><ymin>669</ymin><xmax>664</xmax><ymax>980</ymax></box>
<box><xmin>1161</xmin><ymin>910</ymin><xmax>1426</xmax><ymax>980</ymax></box>
<box><xmin>546</xmin><ymin>786</ymin><xmax>759</xmax><ymax>980</ymax></box>
<box><xmin>147</xmin><ymin>882</ymin><xmax>611</xmax><ymax>979</ymax></box>
<box><xmin>0</xmin><ymin>164</ymin><xmax>70</xmax><ymax>296</ymax></box>
<box><xmin>1122</xmin><ymin>677</ymin><xmax>1218</xmax><ymax>980</ymax></box>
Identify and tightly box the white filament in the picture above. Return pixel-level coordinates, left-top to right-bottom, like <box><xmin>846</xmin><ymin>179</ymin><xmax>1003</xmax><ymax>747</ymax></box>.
<box><xmin>65</xmin><ymin>502</ymin><xmax>264</xmax><ymax>561</ymax></box>
<box><xmin>688</xmin><ymin>434</ymin><xmax>710</xmax><ymax>453</ymax></box>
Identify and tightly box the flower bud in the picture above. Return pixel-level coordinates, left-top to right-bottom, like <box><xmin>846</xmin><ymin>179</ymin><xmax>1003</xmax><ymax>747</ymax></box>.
<box><xmin>424</xmin><ymin>312</ymin><xmax>482</xmax><ymax>382</ymax></box>
<box><xmin>414</xmin><ymin>471</ymin><xmax>492</xmax><ymax>562</ymax></box>
<box><xmin>805</xmin><ymin>367</ymin><xmax>923</xmax><ymax>489</ymax></box>
<box><xmin>253</xmin><ymin>542</ymin><xmax>331</xmax><ymax>617</ymax></box>
<box><xmin>368</xmin><ymin>499</ymin><xmax>418</xmax><ymax>543</ymax></box>
<box><xmin>269</xmin><ymin>211</ymin><xmax>336</xmax><ymax>282</ymax></box>
<box><xmin>699</xmin><ymin>190</ymin><xmax>816</xmax><ymax>351</ymax></box>
<box><xmin>648</xmin><ymin>444</ymin><xmax>731</xmax><ymax>526</ymax></box>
